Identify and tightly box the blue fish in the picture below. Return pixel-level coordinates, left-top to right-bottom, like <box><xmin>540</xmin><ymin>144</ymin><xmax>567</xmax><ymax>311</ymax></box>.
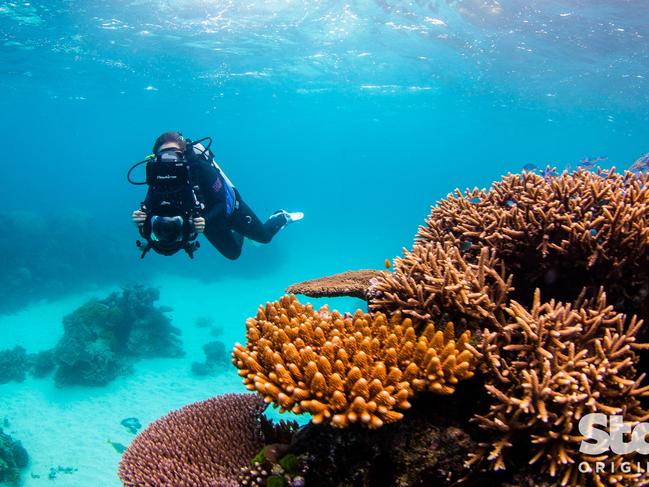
<box><xmin>522</xmin><ymin>163</ymin><xmax>537</xmax><ymax>172</ymax></box>
<box><xmin>578</xmin><ymin>156</ymin><xmax>608</xmax><ymax>169</ymax></box>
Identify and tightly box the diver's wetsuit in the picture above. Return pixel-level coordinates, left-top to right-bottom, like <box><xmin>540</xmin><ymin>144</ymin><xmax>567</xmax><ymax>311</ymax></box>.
<box><xmin>144</xmin><ymin>157</ymin><xmax>285</xmax><ymax>260</ymax></box>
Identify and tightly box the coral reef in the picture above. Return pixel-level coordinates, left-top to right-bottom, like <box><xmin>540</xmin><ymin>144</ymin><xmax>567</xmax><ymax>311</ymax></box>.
<box><xmin>232</xmin><ymin>295</ymin><xmax>477</xmax><ymax>428</ymax></box>
<box><xmin>0</xmin><ymin>428</ymin><xmax>29</xmax><ymax>485</ymax></box>
<box><xmin>286</xmin><ymin>270</ymin><xmax>388</xmax><ymax>300</ymax></box>
<box><xmin>370</xmin><ymin>244</ymin><xmax>512</xmax><ymax>330</ymax></box>
<box><xmin>118</xmin><ymin>394</ymin><xmax>267</xmax><ymax>487</ymax></box>
<box><xmin>54</xmin><ymin>285</ymin><xmax>183</xmax><ymax>387</ymax></box>
<box><xmin>121</xmin><ymin>169</ymin><xmax>649</xmax><ymax>486</ymax></box>
<box><xmin>237</xmin><ymin>418</ymin><xmax>303</xmax><ymax>487</ymax></box>
<box><xmin>285</xmin><ymin>389</ymin><xmax>483</xmax><ymax>487</ymax></box>
<box><xmin>468</xmin><ymin>289</ymin><xmax>649</xmax><ymax>485</ymax></box>
<box><xmin>0</xmin><ymin>347</ymin><xmax>57</xmax><ymax>384</ymax></box>
<box><xmin>0</xmin><ymin>347</ymin><xmax>28</xmax><ymax>384</ymax></box>
<box><xmin>191</xmin><ymin>340</ymin><xmax>230</xmax><ymax>376</ymax></box>
<box><xmin>414</xmin><ymin>169</ymin><xmax>649</xmax><ymax>320</ymax></box>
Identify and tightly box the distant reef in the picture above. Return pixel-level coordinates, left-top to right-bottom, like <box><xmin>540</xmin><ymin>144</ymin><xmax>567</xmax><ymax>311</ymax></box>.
<box><xmin>0</xmin><ymin>347</ymin><xmax>55</xmax><ymax>384</ymax></box>
<box><xmin>0</xmin><ymin>428</ymin><xmax>29</xmax><ymax>485</ymax></box>
<box><xmin>53</xmin><ymin>285</ymin><xmax>184</xmax><ymax>387</ymax></box>
<box><xmin>120</xmin><ymin>168</ymin><xmax>649</xmax><ymax>486</ymax></box>
<box><xmin>0</xmin><ymin>285</ymin><xmax>184</xmax><ymax>387</ymax></box>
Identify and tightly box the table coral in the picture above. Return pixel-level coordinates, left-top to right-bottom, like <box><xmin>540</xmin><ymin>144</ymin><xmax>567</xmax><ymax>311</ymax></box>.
<box><xmin>286</xmin><ymin>270</ymin><xmax>388</xmax><ymax>300</ymax></box>
<box><xmin>232</xmin><ymin>295</ymin><xmax>477</xmax><ymax>429</ymax></box>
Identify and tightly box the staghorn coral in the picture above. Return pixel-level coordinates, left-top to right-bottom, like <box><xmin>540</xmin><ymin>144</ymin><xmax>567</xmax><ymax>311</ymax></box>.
<box><xmin>232</xmin><ymin>295</ymin><xmax>477</xmax><ymax>429</ymax></box>
<box><xmin>286</xmin><ymin>270</ymin><xmax>388</xmax><ymax>300</ymax></box>
<box><xmin>468</xmin><ymin>289</ymin><xmax>649</xmax><ymax>486</ymax></box>
<box><xmin>370</xmin><ymin>243</ymin><xmax>512</xmax><ymax>330</ymax></box>
<box><xmin>118</xmin><ymin>394</ymin><xmax>266</xmax><ymax>487</ymax></box>
<box><xmin>415</xmin><ymin>169</ymin><xmax>649</xmax><ymax>317</ymax></box>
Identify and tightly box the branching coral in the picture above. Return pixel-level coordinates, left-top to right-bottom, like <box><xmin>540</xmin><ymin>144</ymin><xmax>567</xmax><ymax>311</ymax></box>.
<box><xmin>118</xmin><ymin>394</ymin><xmax>266</xmax><ymax>487</ymax></box>
<box><xmin>468</xmin><ymin>289</ymin><xmax>649</xmax><ymax>486</ymax></box>
<box><xmin>286</xmin><ymin>270</ymin><xmax>388</xmax><ymax>300</ymax></box>
<box><xmin>232</xmin><ymin>295</ymin><xmax>477</xmax><ymax>429</ymax></box>
<box><xmin>416</xmin><ymin>169</ymin><xmax>649</xmax><ymax>315</ymax></box>
<box><xmin>370</xmin><ymin>243</ymin><xmax>513</xmax><ymax>330</ymax></box>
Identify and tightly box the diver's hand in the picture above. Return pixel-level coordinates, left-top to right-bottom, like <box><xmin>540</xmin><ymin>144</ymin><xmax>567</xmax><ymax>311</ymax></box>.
<box><xmin>132</xmin><ymin>209</ymin><xmax>147</xmax><ymax>226</ymax></box>
<box><xmin>193</xmin><ymin>217</ymin><xmax>205</xmax><ymax>233</ymax></box>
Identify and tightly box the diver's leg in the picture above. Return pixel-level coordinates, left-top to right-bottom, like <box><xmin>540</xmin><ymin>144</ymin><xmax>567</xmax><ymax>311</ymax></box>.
<box><xmin>203</xmin><ymin>222</ymin><xmax>244</xmax><ymax>260</ymax></box>
<box><xmin>230</xmin><ymin>197</ymin><xmax>284</xmax><ymax>244</ymax></box>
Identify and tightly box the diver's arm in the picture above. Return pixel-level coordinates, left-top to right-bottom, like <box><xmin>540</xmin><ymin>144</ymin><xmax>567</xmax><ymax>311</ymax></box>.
<box><xmin>132</xmin><ymin>188</ymin><xmax>154</xmax><ymax>225</ymax></box>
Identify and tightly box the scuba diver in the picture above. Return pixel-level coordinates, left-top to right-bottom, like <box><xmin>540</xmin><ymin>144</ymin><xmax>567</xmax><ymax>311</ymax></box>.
<box><xmin>128</xmin><ymin>131</ymin><xmax>303</xmax><ymax>259</ymax></box>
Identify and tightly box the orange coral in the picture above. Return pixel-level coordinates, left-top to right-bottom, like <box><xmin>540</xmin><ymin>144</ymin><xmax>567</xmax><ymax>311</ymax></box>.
<box><xmin>232</xmin><ymin>295</ymin><xmax>476</xmax><ymax>429</ymax></box>
<box><xmin>468</xmin><ymin>289</ymin><xmax>649</xmax><ymax>486</ymax></box>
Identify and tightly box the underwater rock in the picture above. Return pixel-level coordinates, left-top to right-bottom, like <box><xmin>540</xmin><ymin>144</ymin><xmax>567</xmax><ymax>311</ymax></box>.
<box><xmin>0</xmin><ymin>346</ymin><xmax>28</xmax><ymax>384</ymax></box>
<box><xmin>0</xmin><ymin>428</ymin><xmax>29</xmax><ymax>485</ymax></box>
<box><xmin>191</xmin><ymin>341</ymin><xmax>229</xmax><ymax>376</ymax></box>
<box><xmin>53</xmin><ymin>285</ymin><xmax>184</xmax><ymax>387</ymax></box>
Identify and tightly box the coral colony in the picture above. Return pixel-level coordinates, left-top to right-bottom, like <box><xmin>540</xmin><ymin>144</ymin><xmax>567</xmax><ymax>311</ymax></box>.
<box><xmin>120</xmin><ymin>168</ymin><xmax>649</xmax><ymax>486</ymax></box>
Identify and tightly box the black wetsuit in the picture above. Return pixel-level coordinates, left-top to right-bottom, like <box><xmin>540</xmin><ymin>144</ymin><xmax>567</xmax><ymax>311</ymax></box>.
<box><xmin>144</xmin><ymin>158</ymin><xmax>285</xmax><ymax>260</ymax></box>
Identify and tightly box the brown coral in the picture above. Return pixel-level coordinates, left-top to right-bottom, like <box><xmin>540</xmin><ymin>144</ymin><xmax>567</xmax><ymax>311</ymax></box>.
<box><xmin>232</xmin><ymin>295</ymin><xmax>477</xmax><ymax>429</ymax></box>
<box><xmin>468</xmin><ymin>289</ymin><xmax>649</xmax><ymax>486</ymax></box>
<box><xmin>118</xmin><ymin>394</ymin><xmax>266</xmax><ymax>487</ymax></box>
<box><xmin>416</xmin><ymin>169</ymin><xmax>649</xmax><ymax>317</ymax></box>
<box><xmin>286</xmin><ymin>270</ymin><xmax>388</xmax><ymax>300</ymax></box>
<box><xmin>370</xmin><ymin>243</ymin><xmax>513</xmax><ymax>330</ymax></box>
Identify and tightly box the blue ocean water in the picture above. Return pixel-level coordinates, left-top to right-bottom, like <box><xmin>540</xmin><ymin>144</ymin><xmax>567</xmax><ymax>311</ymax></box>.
<box><xmin>1</xmin><ymin>1</ymin><xmax>648</xmax><ymax>485</ymax></box>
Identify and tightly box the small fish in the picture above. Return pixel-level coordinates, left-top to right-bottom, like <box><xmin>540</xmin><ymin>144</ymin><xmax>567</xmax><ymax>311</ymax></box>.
<box><xmin>108</xmin><ymin>440</ymin><xmax>127</xmax><ymax>454</ymax></box>
<box><xmin>629</xmin><ymin>152</ymin><xmax>649</xmax><ymax>174</ymax></box>
<box><xmin>384</xmin><ymin>259</ymin><xmax>391</xmax><ymax>269</ymax></box>
<box><xmin>460</xmin><ymin>240</ymin><xmax>473</xmax><ymax>252</ymax></box>
<box><xmin>522</xmin><ymin>163</ymin><xmax>537</xmax><ymax>172</ymax></box>
<box><xmin>505</xmin><ymin>199</ymin><xmax>515</xmax><ymax>207</ymax></box>
<box><xmin>578</xmin><ymin>156</ymin><xmax>608</xmax><ymax>169</ymax></box>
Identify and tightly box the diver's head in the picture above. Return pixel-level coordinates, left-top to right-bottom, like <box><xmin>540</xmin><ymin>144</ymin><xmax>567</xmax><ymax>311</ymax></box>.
<box><xmin>153</xmin><ymin>131</ymin><xmax>186</xmax><ymax>155</ymax></box>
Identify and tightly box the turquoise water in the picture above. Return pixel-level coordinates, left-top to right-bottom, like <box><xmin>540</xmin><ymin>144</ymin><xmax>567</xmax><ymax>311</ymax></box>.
<box><xmin>1</xmin><ymin>1</ymin><xmax>648</xmax><ymax>485</ymax></box>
